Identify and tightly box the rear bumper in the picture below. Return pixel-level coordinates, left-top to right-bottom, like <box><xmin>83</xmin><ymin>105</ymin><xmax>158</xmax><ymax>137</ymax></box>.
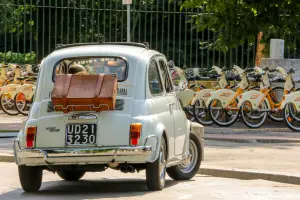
<box><xmin>13</xmin><ymin>139</ymin><xmax>152</xmax><ymax>166</ymax></box>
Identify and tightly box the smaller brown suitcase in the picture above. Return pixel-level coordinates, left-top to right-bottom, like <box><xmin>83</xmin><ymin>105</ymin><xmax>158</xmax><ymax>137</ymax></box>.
<box><xmin>51</xmin><ymin>74</ymin><xmax>118</xmax><ymax>113</ymax></box>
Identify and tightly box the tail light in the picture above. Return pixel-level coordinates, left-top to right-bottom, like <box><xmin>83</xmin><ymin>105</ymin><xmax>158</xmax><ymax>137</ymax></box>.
<box><xmin>130</xmin><ymin>123</ymin><xmax>142</xmax><ymax>146</ymax></box>
<box><xmin>26</xmin><ymin>126</ymin><xmax>36</xmax><ymax>148</ymax></box>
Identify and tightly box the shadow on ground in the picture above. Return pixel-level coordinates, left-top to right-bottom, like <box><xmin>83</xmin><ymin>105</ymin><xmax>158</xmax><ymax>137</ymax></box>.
<box><xmin>0</xmin><ymin>178</ymin><xmax>187</xmax><ymax>200</ymax></box>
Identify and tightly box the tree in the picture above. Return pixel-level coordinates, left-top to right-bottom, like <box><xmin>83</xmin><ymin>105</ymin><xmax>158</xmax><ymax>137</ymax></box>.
<box><xmin>179</xmin><ymin>0</ymin><xmax>300</xmax><ymax>53</ymax></box>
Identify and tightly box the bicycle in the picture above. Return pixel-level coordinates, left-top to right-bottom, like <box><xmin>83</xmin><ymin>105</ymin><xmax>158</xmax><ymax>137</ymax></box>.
<box><xmin>190</xmin><ymin>66</ymin><xmax>232</xmax><ymax>125</ymax></box>
<box><xmin>0</xmin><ymin>65</ymin><xmax>36</xmax><ymax>115</ymax></box>
<box><xmin>277</xmin><ymin>69</ymin><xmax>300</xmax><ymax>131</ymax></box>
<box><xmin>239</xmin><ymin>67</ymin><xmax>296</xmax><ymax>128</ymax></box>
<box><xmin>206</xmin><ymin>66</ymin><xmax>261</xmax><ymax>127</ymax></box>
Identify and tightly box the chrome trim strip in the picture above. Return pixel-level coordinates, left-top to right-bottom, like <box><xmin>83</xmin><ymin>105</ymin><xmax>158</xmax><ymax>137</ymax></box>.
<box><xmin>14</xmin><ymin>139</ymin><xmax>152</xmax><ymax>165</ymax></box>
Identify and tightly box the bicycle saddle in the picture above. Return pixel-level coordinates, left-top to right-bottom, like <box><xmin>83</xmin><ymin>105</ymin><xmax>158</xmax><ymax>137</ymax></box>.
<box><xmin>270</xmin><ymin>76</ymin><xmax>285</xmax><ymax>82</ymax></box>
<box><xmin>17</xmin><ymin>77</ymin><xmax>26</xmax><ymax>81</ymax></box>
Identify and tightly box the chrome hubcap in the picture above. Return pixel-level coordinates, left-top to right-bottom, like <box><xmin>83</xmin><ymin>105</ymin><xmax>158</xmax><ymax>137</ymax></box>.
<box><xmin>159</xmin><ymin>143</ymin><xmax>166</xmax><ymax>184</ymax></box>
<box><xmin>179</xmin><ymin>140</ymin><xmax>198</xmax><ymax>173</ymax></box>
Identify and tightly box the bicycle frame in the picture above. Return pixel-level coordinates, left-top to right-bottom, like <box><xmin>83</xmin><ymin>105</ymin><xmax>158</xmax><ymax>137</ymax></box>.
<box><xmin>238</xmin><ymin>67</ymin><xmax>295</xmax><ymax>111</ymax></box>
<box><xmin>207</xmin><ymin>66</ymin><xmax>255</xmax><ymax>110</ymax></box>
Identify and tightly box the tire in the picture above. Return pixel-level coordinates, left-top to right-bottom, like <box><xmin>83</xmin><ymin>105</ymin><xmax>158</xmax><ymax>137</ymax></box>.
<box><xmin>208</xmin><ymin>98</ymin><xmax>239</xmax><ymax>127</ymax></box>
<box><xmin>18</xmin><ymin>166</ymin><xmax>43</xmax><ymax>192</ymax></box>
<box><xmin>193</xmin><ymin>99</ymin><xmax>213</xmax><ymax>126</ymax></box>
<box><xmin>0</xmin><ymin>93</ymin><xmax>19</xmax><ymax>115</ymax></box>
<box><xmin>240</xmin><ymin>100</ymin><xmax>268</xmax><ymax>128</ymax></box>
<box><xmin>57</xmin><ymin>169</ymin><xmax>85</xmax><ymax>181</ymax></box>
<box><xmin>186</xmin><ymin>105</ymin><xmax>194</xmax><ymax>116</ymax></box>
<box><xmin>146</xmin><ymin>137</ymin><xmax>167</xmax><ymax>191</ymax></box>
<box><xmin>167</xmin><ymin>133</ymin><xmax>202</xmax><ymax>180</ymax></box>
<box><xmin>268</xmin><ymin>87</ymin><xmax>284</xmax><ymax>122</ymax></box>
<box><xmin>284</xmin><ymin>103</ymin><xmax>300</xmax><ymax>132</ymax></box>
<box><xmin>14</xmin><ymin>92</ymin><xmax>28</xmax><ymax>116</ymax></box>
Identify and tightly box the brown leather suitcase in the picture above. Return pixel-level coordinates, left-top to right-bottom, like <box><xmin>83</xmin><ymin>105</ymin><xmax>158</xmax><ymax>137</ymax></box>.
<box><xmin>51</xmin><ymin>74</ymin><xmax>117</xmax><ymax>113</ymax></box>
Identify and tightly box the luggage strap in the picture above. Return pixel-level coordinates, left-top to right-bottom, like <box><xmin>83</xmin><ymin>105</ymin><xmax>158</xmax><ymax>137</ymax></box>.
<box><xmin>93</xmin><ymin>74</ymin><xmax>104</xmax><ymax>107</ymax></box>
<box><xmin>62</xmin><ymin>74</ymin><xmax>72</xmax><ymax>110</ymax></box>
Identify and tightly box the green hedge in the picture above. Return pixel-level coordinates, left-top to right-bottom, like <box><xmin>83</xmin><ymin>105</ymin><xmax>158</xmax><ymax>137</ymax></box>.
<box><xmin>0</xmin><ymin>51</ymin><xmax>36</xmax><ymax>64</ymax></box>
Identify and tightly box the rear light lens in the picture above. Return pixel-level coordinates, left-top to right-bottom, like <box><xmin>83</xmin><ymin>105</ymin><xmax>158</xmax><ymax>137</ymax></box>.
<box><xmin>130</xmin><ymin>123</ymin><xmax>141</xmax><ymax>146</ymax></box>
<box><xmin>26</xmin><ymin>126</ymin><xmax>36</xmax><ymax>148</ymax></box>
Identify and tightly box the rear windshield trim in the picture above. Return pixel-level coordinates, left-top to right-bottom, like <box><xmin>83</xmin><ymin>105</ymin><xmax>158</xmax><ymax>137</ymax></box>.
<box><xmin>52</xmin><ymin>56</ymin><xmax>128</xmax><ymax>82</ymax></box>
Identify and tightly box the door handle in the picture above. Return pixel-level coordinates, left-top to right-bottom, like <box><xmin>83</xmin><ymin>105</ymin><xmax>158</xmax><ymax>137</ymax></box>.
<box><xmin>168</xmin><ymin>103</ymin><xmax>175</xmax><ymax>112</ymax></box>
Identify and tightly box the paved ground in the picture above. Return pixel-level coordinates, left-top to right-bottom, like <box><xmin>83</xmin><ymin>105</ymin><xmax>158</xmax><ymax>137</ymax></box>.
<box><xmin>0</xmin><ymin>112</ymin><xmax>25</xmax><ymax>131</ymax></box>
<box><xmin>0</xmin><ymin>163</ymin><xmax>299</xmax><ymax>200</ymax></box>
<box><xmin>204</xmin><ymin>140</ymin><xmax>300</xmax><ymax>177</ymax></box>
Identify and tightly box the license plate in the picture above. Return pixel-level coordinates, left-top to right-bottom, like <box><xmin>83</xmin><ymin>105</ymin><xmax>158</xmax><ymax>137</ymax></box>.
<box><xmin>66</xmin><ymin>124</ymin><xmax>97</xmax><ymax>145</ymax></box>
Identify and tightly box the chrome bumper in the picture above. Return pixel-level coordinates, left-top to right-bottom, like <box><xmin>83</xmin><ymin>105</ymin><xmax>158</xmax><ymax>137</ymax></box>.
<box><xmin>13</xmin><ymin>139</ymin><xmax>152</xmax><ymax>166</ymax></box>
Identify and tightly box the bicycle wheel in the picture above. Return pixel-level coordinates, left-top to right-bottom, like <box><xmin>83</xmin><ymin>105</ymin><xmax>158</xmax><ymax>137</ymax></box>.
<box><xmin>268</xmin><ymin>87</ymin><xmax>284</xmax><ymax>122</ymax></box>
<box><xmin>193</xmin><ymin>99</ymin><xmax>213</xmax><ymax>126</ymax></box>
<box><xmin>186</xmin><ymin>105</ymin><xmax>194</xmax><ymax>116</ymax></box>
<box><xmin>284</xmin><ymin>103</ymin><xmax>300</xmax><ymax>132</ymax></box>
<box><xmin>240</xmin><ymin>100</ymin><xmax>268</xmax><ymax>128</ymax></box>
<box><xmin>0</xmin><ymin>93</ymin><xmax>19</xmax><ymax>116</ymax></box>
<box><xmin>14</xmin><ymin>92</ymin><xmax>29</xmax><ymax>116</ymax></box>
<box><xmin>208</xmin><ymin>99</ymin><xmax>239</xmax><ymax>127</ymax></box>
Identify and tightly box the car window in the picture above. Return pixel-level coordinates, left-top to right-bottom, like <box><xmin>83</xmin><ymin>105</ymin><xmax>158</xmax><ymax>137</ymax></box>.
<box><xmin>158</xmin><ymin>60</ymin><xmax>174</xmax><ymax>93</ymax></box>
<box><xmin>54</xmin><ymin>57</ymin><xmax>127</xmax><ymax>82</ymax></box>
<box><xmin>148</xmin><ymin>60</ymin><xmax>163</xmax><ymax>96</ymax></box>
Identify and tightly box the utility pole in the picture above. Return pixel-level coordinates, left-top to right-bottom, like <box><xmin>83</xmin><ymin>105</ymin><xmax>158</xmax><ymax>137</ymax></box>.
<box><xmin>122</xmin><ymin>0</ymin><xmax>132</xmax><ymax>42</ymax></box>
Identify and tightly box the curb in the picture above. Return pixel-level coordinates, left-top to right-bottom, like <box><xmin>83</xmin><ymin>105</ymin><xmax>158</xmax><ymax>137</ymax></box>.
<box><xmin>198</xmin><ymin>167</ymin><xmax>300</xmax><ymax>185</ymax></box>
<box><xmin>205</xmin><ymin>127</ymin><xmax>292</xmax><ymax>134</ymax></box>
<box><xmin>0</xmin><ymin>130</ymin><xmax>20</xmax><ymax>133</ymax></box>
<box><xmin>0</xmin><ymin>132</ymin><xmax>18</xmax><ymax>138</ymax></box>
<box><xmin>0</xmin><ymin>154</ymin><xmax>14</xmax><ymax>163</ymax></box>
<box><xmin>204</xmin><ymin>136</ymin><xmax>300</xmax><ymax>144</ymax></box>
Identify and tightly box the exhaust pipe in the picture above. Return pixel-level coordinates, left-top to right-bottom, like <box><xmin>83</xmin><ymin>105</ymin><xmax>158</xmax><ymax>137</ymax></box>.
<box><xmin>127</xmin><ymin>165</ymin><xmax>135</xmax><ymax>173</ymax></box>
<box><xmin>120</xmin><ymin>165</ymin><xmax>128</xmax><ymax>173</ymax></box>
<box><xmin>120</xmin><ymin>164</ymin><xmax>135</xmax><ymax>173</ymax></box>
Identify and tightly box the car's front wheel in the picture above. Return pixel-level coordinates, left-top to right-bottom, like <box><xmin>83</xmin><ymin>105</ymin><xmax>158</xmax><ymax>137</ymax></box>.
<box><xmin>18</xmin><ymin>166</ymin><xmax>43</xmax><ymax>192</ymax></box>
<box><xmin>57</xmin><ymin>169</ymin><xmax>85</xmax><ymax>181</ymax></box>
<box><xmin>146</xmin><ymin>137</ymin><xmax>167</xmax><ymax>191</ymax></box>
<box><xmin>167</xmin><ymin>133</ymin><xmax>202</xmax><ymax>180</ymax></box>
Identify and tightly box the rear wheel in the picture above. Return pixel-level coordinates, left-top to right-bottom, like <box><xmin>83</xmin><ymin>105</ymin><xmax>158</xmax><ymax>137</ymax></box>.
<box><xmin>240</xmin><ymin>100</ymin><xmax>268</xmax><ymax>128</ymax></box>
<box><xmin>0</xmin><ymin>93</ymin><xmax>19</xmax><ymax>115</ymax></box>
<box><xmin>146</xmin><ymin>138</ymin><xmax>167</xmax><ymax>191</ymax></box>
<box><xmin>284</xmin><ymin>103</ymin><xmax>300</xmax><ymax>132</ymax></box>
<box><xmin>18</xmin><ymin>166</ymin><xmax>42</xmax><ymax>192</ymax></box>
<box><xmin>193</xmin><ymin>99</ymin><xmax>213</xmax><ymax>126</ymax></box>
<box><xmin>57</xmin><ymin>169</ymin><xmax>85</xmax><ymax>181</ymax></box>
<box><xmin>208</xmin><ymin>99</ymin><xmax>239</xmax><ymax>127</ymax></box>
<box><xmin>167</xmin><ymin>133</ymin><xmax>201</xmax><ymax>180</ymax></box>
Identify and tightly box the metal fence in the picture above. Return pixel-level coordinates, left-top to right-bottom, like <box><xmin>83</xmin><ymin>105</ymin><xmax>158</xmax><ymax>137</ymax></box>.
<box><xmin>0</xmin><ymin>0</ymin><xmax>299</xmax><ymax>72</ymax></box>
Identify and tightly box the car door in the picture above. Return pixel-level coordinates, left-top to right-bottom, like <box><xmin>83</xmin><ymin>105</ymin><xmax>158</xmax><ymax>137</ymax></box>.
<box><xmin>157</xmin><ymin>58</ymin><xmax>187</xmax><ymax>155</ymax></box>
<box><xmin>148</xmin><ymin>59</ymin><xmax>176</xmax><ymax>158</ymax></box>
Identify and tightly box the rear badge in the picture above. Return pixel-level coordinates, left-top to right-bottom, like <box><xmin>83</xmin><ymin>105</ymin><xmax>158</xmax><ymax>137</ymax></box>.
<box><xmin>68</xmin><ymin>113</ymin><xmax>98</xmax><ymax>120</ymax></box>
<box><xmin>46</xmin><ymin>127</ymin><xmax>60</xmax><ymax>132</ymax></box>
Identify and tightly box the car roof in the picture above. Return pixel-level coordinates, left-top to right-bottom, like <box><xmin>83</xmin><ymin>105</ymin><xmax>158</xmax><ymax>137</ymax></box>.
<box><xmin>46</xmin><ymin>43</ymin><xmax>163</xmax><ymax>64</ymax></box>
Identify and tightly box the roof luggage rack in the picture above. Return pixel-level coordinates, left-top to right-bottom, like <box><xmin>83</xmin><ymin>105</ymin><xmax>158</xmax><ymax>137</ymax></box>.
<box><xmin>55</xmin><ymin>42</ymin><xmax>149</xmax><ymax>50</ymax></box>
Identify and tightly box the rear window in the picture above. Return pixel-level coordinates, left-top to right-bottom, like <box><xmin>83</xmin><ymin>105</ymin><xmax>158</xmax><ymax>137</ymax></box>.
<box><xmin>54</xmin><ymin>57</ymin><xmax>127</xmax><ymax>81</ymax></box>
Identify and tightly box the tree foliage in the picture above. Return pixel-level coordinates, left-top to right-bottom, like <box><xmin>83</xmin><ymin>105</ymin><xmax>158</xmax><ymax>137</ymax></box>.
<box><xmin>179</xmin><ymin>0</ymin><xmax>300</xmax><ymax>52</ymax></box>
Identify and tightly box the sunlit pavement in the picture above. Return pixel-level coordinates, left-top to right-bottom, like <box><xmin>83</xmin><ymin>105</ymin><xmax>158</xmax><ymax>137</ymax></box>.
<box><xmin>0</xmin><ymin>163</ymin><xmax>299</xmax><ymax>200</ymax></box>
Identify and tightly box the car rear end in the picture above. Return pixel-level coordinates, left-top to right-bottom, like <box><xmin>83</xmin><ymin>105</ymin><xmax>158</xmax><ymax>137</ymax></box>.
<box><xmin>14</xmin><ymin>45</ymin><xmax>154</xmax><ymax>167</ymax></box>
